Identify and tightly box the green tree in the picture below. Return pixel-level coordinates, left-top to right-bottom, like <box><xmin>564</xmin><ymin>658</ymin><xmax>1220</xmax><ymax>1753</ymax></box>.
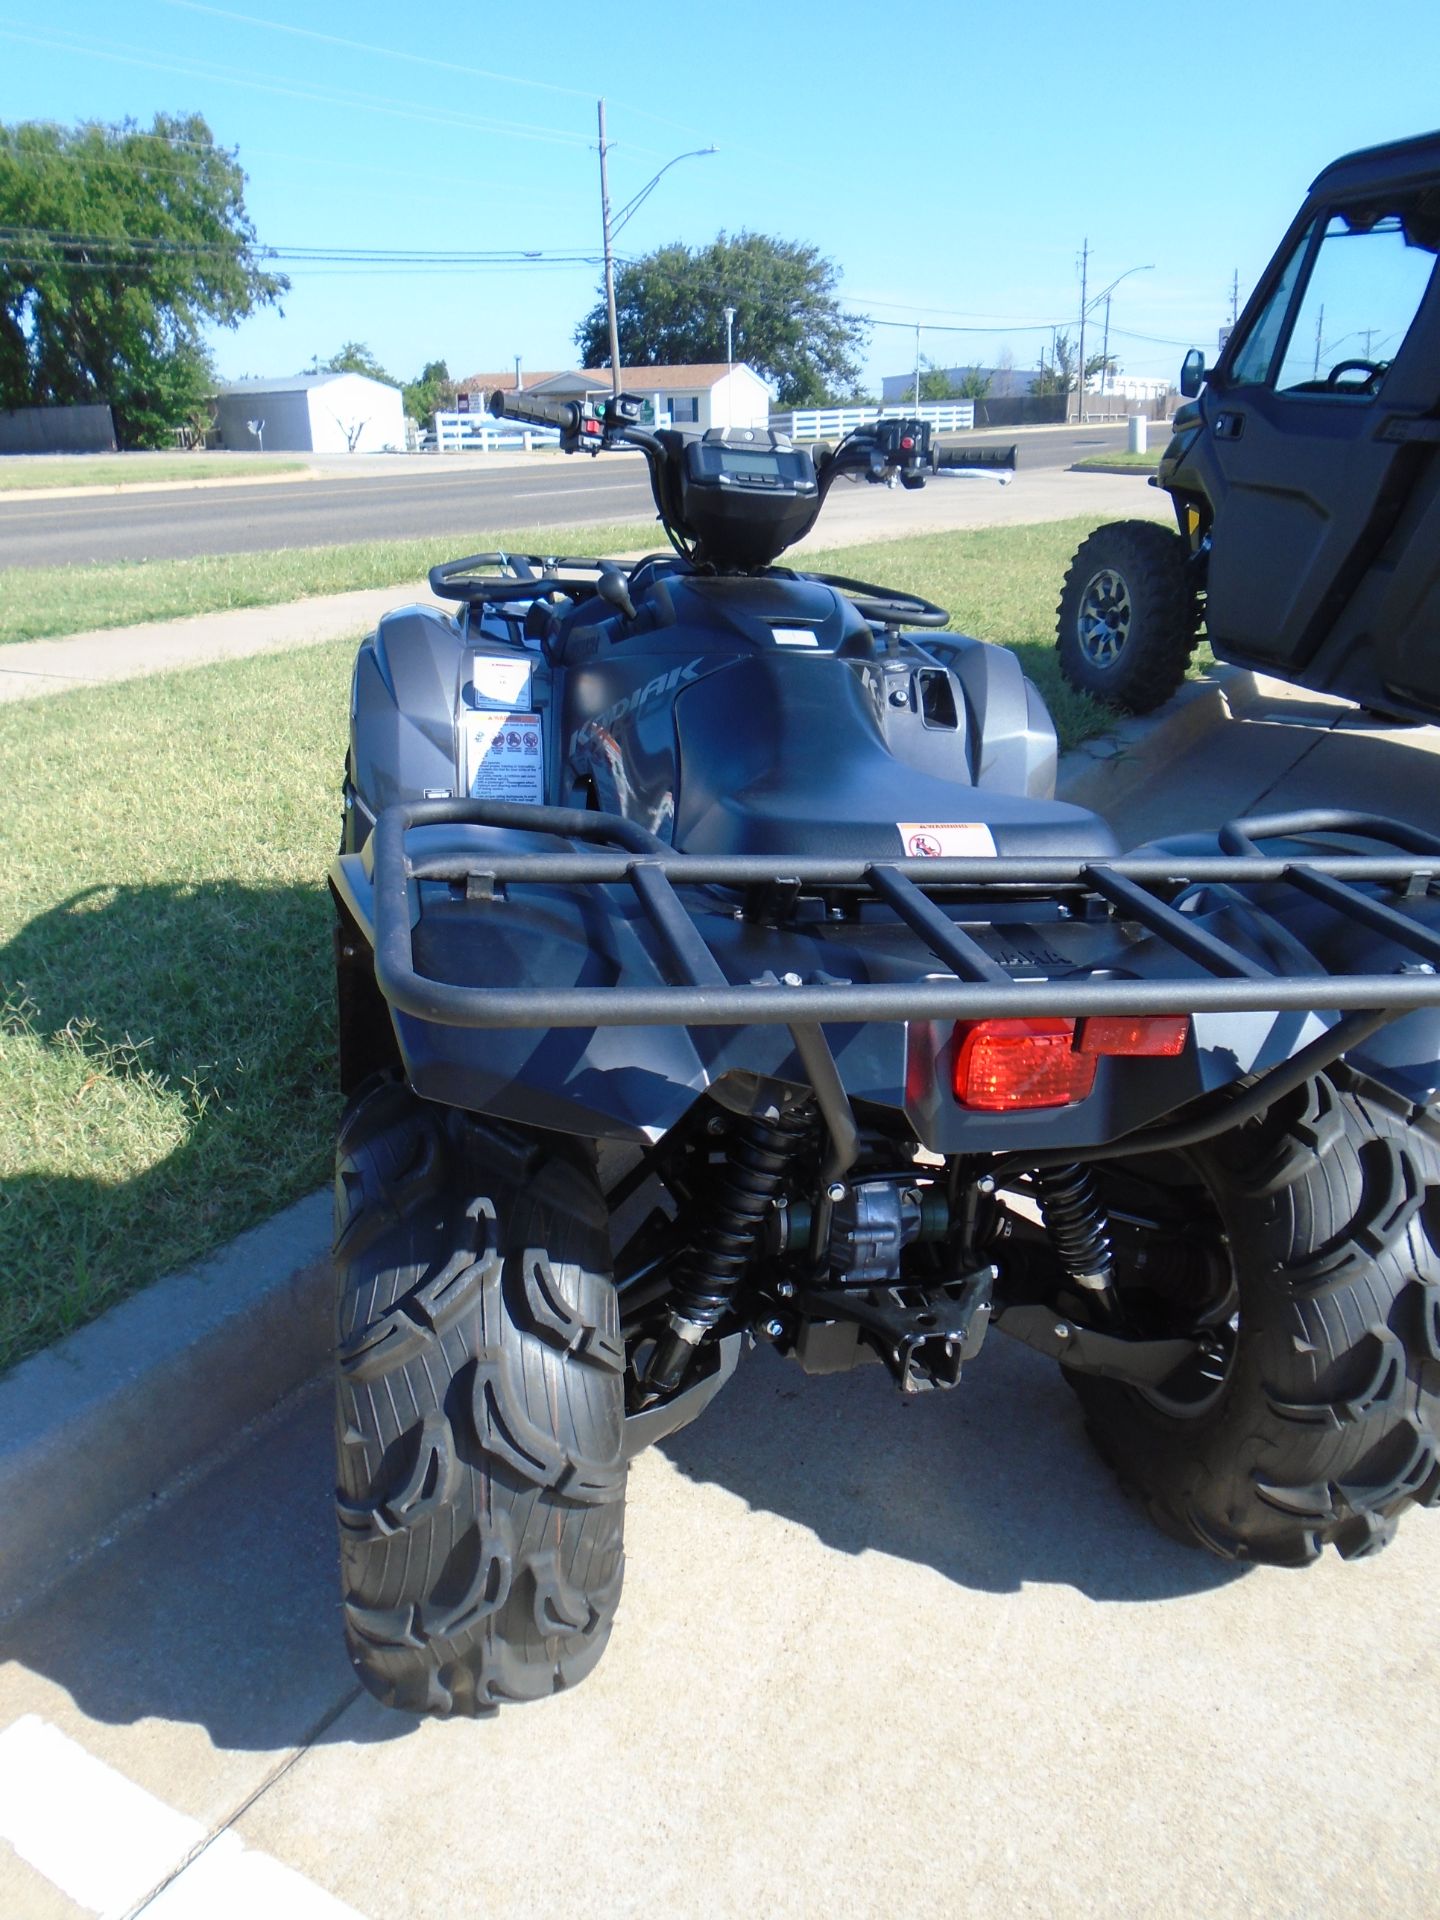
<box><xmin>310</xmin><ymin>340</ymin><xmax>394</xmax><ymax>383</ymax></box>
<box><xmin>574</xmin><ymin>231</ymin><xmax>867</xmax><ymax>408</ymax></box>
<box><xmin>954</xmin><ymin>365</ymin><xmax>993</xmax><ymax>400</ymax></box>
<box><xmin>402</xmin><ymin>358</ymin><xmax>455</xmax><ymax>421</ymax></box>
<box><xmin>0</xmin><ymin>113</ymin><xmax>286</xmax><ymax>447</ymax></box>
<box><xmin>918</xmin><ymin>357</ymin><xmax>959</xmax><ymax>402</ymax></box>
<box><xmin>1033</xmin><ymin>331</ymin><xmax>1117</xmax><ymax>396</ymax></box>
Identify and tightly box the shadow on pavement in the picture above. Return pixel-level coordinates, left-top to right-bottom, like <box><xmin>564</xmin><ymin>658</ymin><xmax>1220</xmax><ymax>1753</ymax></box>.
<box><xmin>3</xmin><ymin>1333</ymin><xmax>1237</xmax><ymax>1759</ymax></box>
<box><xmin>659</xmin><ymin>1337</ymin><xmax>1241</xmax><ymax>1605</ymax></box>
<box><xmin>1</xmin><ymin>1388</ymin><xmax>412</xmax><ymax>1753</ymax></box>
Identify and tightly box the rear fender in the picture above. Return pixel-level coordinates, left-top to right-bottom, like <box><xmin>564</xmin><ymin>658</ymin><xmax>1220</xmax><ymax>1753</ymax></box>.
<box><xmin>333</xmin><ymin>823</ymin><xmax>1314</xmax><ymax>1149</ymax></box>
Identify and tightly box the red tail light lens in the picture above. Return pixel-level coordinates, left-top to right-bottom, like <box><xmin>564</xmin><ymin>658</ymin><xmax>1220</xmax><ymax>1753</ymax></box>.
<box><xmin>952</xmin><ymin>1018</ymin><xmax>1095</xmax><ymax>1111</ymax></box>
<box><xmin>950</xmin><ymin>1013</ymin><xmax>1191</xmax><ymax>1111</ymax></box>
<box><xmin>1076</xmin><ymin>1015</ymin><xmax>1190</xmax><ymax>1057</ymax></box>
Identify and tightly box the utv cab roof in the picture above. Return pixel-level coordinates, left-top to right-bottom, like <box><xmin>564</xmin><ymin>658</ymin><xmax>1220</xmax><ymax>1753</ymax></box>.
<box><xmin>1310</xmin><ymin>128</ymin><xmax>1440</xmax><ymax>197</ymax></box>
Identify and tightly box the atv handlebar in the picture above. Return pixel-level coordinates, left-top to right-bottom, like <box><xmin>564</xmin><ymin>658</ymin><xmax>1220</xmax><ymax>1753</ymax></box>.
<box><xmin>488</xmin><ymin>388</ymin><xmax>583</xmax><ymax>433</ymax></box>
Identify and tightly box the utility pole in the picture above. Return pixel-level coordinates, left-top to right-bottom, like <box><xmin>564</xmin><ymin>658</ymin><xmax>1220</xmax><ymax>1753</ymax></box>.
<box><xmin>514</xmin><ymin>355</ymin><xmax>523</xmax><ymax>393</ymax></box>
<box><xmin>1313</xmin><ymin>302</ymin><xmax>1325</xmax><ymax>379</ymax></box>
<box><xmin>1074</xmin><ymin>237</ymin><xmax>1090</xmax><ymax>424</ymax></box>
<box><xmin>1101</xmin><ymin>293</ymin><xmax>1112</xmax><ymax>400</ymax></box>
<box><xmin>1230</xmin><ymin>269</ymin><xmax>1240</xmax><ymax>327</ymax></box>
<box><xmin>597</xmin><ymin>98</ymin><xmax>622</xmax><ymax>399</ymax></box>
<box><xmin>914</xmin><ymin>323</ymin><xmax>921</xmax><ymax>410</ymax></box>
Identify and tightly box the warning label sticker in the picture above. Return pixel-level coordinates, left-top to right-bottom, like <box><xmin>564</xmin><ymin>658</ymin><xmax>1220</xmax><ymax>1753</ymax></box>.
<box><xmin>470</xmin><ymin>653</ymin><xmax>533</xmax><ymax>710</ymax></box>
<box><xmin>463</xmin><ymin>711</ymin><xmax>544</xmax><ymax>805</ymax></box>
<box><xmin>896</xmin><ymin>821</ymin><xmax>997</xmax><ymax>858</ymax></box>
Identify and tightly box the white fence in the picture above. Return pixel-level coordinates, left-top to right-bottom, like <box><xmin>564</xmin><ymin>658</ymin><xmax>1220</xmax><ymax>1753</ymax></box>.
<box><xmin>429</xmin><ymin>400</ymin><xmax>978</xmax><ymax>452</ymax></box>
<box><xmin>769</xmin><ymin>402</ymin><xmax>976</xmax><ymax>442</ymax></box>
<box><xmin>430</xmin><ymin>412</ymin><xmax>561</xmax><ymax>454</ymax></box>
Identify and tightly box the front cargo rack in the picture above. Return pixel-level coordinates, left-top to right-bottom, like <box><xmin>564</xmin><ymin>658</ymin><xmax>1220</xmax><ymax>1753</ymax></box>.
<box><xmin>368</xmin><ymin>799</ymin><xmax>1440</xmax><ymax>1032</ymax></box>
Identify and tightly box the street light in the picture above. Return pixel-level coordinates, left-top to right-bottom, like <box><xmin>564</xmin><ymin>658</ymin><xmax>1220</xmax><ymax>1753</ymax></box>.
<box><xmin>723</xmin><ymin>305</ymin><xmax>736</xmax><ymax>429</ymax></box>
<box><xmin>1087</xmin><ymin>263</ymin><xmax>1154</xmax><ymax>399</ymax></box>
<box><xmin>597</xmin><ymin>101</ymin><xmax>716</xmax><ymax>398</ymax></box>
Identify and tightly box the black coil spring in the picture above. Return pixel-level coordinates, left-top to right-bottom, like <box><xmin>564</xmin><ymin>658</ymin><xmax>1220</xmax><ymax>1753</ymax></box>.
<box><xmin>1037</xmin><ymin>1164</ymin><xmax>1114</xmax><ymax>1288</ymax></box>
<box><xmin>673</xmin><ymin>1106</ymin><xmax>813</xmax><ymax>1330</ymax></box>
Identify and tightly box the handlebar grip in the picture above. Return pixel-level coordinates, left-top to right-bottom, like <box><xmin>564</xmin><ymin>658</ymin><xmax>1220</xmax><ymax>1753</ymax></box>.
<box><xmin>488</xmin><ymin>388</ymin><xmax>582</xmax><ymax>433</ymax></box>
<box><xmin>934</xmin><ymin>442</ymin><xmax>1018</xmax><ymax>471</ymax></box>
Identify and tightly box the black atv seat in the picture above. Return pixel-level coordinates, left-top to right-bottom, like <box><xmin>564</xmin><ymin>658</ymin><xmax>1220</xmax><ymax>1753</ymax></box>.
<box><xmin>669</xmin><ymin>651</ymin><xmax>1118</xmax><ymax>860</ymax></box>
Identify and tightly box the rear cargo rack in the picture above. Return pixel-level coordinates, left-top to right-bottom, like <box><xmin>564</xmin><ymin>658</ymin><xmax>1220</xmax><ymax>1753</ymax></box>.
<box><xmin>369</xmin><ymin>799</ymin><xmax>1440</xmax><ymax>1031</ymax></box>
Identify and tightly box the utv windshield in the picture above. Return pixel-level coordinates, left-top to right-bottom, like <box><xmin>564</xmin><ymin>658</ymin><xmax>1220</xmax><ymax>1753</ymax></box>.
<box><xmin>1231</xmin><ymin>192</ymin><xmax>1440</xmax><ymax>395</ymax></box>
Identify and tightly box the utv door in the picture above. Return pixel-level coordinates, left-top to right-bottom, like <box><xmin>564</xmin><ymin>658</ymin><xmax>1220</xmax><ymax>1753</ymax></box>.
<box><xmin>1197</xmin><ymin>156</ymin><xmax>1440</xmax><ymax>697</ymax></box>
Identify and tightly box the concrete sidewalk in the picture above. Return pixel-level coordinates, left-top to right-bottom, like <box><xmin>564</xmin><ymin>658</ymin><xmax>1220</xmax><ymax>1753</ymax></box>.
<box><xmin>4</xmin><ymin>678</ymin><xmax>1440</xmax><ymax>1919</ymax></box>
<box><xmin>0</xmin><ymin>468</ymin><xmax>1169</xmax><ymax>705</ymax></box>
<box><xmin>0</xmin><ymin>583</ymin><xmax>441</xmax><ymax>703</ymax></box>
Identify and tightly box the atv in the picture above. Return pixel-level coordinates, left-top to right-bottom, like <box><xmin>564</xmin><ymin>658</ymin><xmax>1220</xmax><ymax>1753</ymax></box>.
<box><xmin>1057</xmin><ymin>129</ymin><xmax>1440</xmax><ymax>718</ymax></box>
<box><xmin>329</xmin><ymin>387</ymin><xmax>1440</xmax><ymax>1717</ymax></box>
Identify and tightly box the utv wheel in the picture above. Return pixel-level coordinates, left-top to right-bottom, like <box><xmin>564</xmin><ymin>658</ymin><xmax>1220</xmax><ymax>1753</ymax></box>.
<box><xmin>332</xmin><ymin>1078</ymin><xmax>626</xmax><ymax>1715</ymax></box>
<box><xmin>1075</xmin><ymin>1077</ymin><xmax>1440</xmax><ymax>1566</ymax></box>
<box><xmin>1056</xmin><ymin>519</ymin><xmax>1198</xmax><ymax>714</ymax></box>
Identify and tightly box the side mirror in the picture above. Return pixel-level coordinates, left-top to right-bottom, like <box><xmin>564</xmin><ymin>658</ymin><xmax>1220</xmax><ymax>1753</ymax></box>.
<box><xmin>1179</xmin><ymin>348</ymin><xmax>1206</xmax><ymax>399</ymax></box>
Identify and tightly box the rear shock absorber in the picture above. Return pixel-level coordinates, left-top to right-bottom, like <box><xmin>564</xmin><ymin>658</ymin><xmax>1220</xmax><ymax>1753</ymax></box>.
<box><xmin>1036</xmin><ymin>1164</ymin><xmax>1116</xmax><ymax>1306</ymax></box>
<box><xmin>644</xmin><ymin>1105</ymin><xmax>812</xmax><ymax>1395</ymax></box>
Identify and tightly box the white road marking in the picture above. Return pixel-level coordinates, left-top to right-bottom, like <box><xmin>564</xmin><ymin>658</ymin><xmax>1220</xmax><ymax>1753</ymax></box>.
<box><xmin>0</xmin><ymin>1714</ymin><xmax>205</xmax><ymax>1916</ymax></box>
<box><xmin>0</xmin><ymin>1715</ymin><xmax>366</xmax><ymax>1920</ymax></box>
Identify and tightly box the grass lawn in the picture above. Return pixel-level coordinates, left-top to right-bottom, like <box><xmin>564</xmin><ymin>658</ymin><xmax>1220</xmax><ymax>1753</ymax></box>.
<box><xmin>0</xmin><ymin>511</ymin><xmax>1213</xmax><ymax>1370</ymax></box>
<box><xmin>0</xmin><ymin>521</ymin><xmax>662</xmax><ymax>645</ymax></box>
<box><xmin>0</xmin><ymin>638</ymin><xmax>355</xmax><ymax>1371</ymax></box>
<box><xmin>1071</xmin><ymin>447</ymin><xmax>1165</xmax><ymax>471</ymax></box>
<box><xmin>0</xmin><ymin>455</ymin><xmax>307</xmax><ymax>491</ymax></box>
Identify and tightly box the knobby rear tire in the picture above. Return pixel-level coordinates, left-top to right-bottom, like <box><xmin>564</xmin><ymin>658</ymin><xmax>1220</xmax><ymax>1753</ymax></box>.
<box><xmin>1056</xmin><ymin>518</ymin><xmax>1198</xmax><ymax>714</ymax></box>
<box><xmin>1075</xmin><ymin>1076</ymin><xmax>1440</xmax><ymax>1566</ymax></box>
<box><xmin>332</xmin><ymin>1078</ymin><xmax>626</xmax><ymax>1715</ymax></box>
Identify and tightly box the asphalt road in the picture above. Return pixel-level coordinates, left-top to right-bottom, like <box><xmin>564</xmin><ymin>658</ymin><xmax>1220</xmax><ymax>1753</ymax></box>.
<box><xmin>0</xmin><ymin>424</ymin><xmax>1142</xmax><ymax>569</ymax></box>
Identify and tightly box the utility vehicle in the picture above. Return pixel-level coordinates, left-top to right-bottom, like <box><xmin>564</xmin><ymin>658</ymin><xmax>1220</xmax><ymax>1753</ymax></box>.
<box><xmin>330</xmin><ymin>389</ymin><xmax>1440</xmax><ymax>1717</ymax></box>
<box><xmin>1057</xmin><ymin>130</ymin><xmax>1440</xmax><ymax>717</ymax></box>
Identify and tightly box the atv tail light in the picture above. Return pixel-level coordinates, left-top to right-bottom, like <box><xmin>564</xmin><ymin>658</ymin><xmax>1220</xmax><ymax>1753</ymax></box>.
<box><xmin>950</xmin><ymin>1013</ymin><xmax>1191</xmax><ymax>1111</ymax></box>
<box><xmin>952</xmin><ymin>1018</ymin><xmax>1095</xmax><ymax>1111</ymax></box>
<box><xmin>900</xmin><ymin>434</ymin><xmax>914</xmax><ymax>450</ymax></box>
<box><xmin>1076</xmin><ymin>1014</ymin><xmax>1191</xmax><ymax>1057</ymax></box>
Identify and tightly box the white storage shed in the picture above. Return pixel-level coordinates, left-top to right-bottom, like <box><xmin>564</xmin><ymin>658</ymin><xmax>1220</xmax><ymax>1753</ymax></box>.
<box><xmin>213</xmin><ymin>372</ymin><xmax>406</xmax><ymax>453</ymax></box>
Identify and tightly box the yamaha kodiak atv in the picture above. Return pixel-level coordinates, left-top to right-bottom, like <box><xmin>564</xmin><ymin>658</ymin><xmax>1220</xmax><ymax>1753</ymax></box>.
<box><xmin>1057</xmin><ymin>129</ymin><xmax>1440</xmax><ymax>718</ymax></box>
<box><xmin>331</xmin><ymin>387</ymin><xmax>1440</xmax><ymax>1717</ymax></box>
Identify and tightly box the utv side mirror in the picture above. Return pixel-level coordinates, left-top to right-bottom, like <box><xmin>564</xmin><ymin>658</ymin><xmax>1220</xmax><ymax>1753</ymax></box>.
<box><xmin>1179</xmin><ymin>348</ymin><xmax>1206</xmax><ymax>399</ymax></box>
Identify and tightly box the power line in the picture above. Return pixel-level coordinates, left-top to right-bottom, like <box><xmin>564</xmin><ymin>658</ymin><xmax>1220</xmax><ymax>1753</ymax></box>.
<box><xmin>153</xmin><ymin>0</ymin><xmax>719</xmax><ymax>147</ymax></box>
<box><xmin>0</xmin><ymin>23</ymin><xmax>607</xmax><ymax>152</ymax></box>
<box><xmin>860</xmin><ymin>311</ymin><xmax>1066</xmax><ymax>335</ymax></box>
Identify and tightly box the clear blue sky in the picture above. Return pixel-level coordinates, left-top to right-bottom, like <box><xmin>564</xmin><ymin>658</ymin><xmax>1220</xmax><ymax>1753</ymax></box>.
<box><xmin>5</xmin><ymin>0</ymin><xmax>1440</xmax><ymax>394</ymax></box>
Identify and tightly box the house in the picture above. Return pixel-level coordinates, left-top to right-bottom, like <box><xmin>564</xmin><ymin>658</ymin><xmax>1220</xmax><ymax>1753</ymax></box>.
<box><xmin>458</xmin><ymin>363</ymin><xmax>773</xmax><ymax>431</ymax></box>
<box><xmin>212</xmin><ymin>372</ymin><xmax>406</xmax><ymax>453</ymax></box>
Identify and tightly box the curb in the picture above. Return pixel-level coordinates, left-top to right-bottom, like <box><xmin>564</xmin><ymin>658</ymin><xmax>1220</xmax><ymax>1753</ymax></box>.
<box><xmin>0</xmin><ymin>469</ymin><xmax>317</xmax><ymax>504</ymax></box>
<box><xmin>1056</xmin><ymin>667</ymin><xmax>1261</xmax><ymax>816</ymax></box>
<box><xmin>0</xmin><ymin>668</ymin><xmax>1251</xmax><ymax>1616</ymax></box>
<box><xmin>1067</xmin><ymin>460</ymin><xmax>1161</xmax><ymax>477</ymax></box>
<box><xmin>0</xmin><ymin>1190</ymin><xmax>332</xmax><ymax>1617</ymax></box>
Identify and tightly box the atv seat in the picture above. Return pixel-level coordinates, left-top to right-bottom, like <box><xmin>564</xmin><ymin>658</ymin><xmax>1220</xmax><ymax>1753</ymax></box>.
<box><xmin>669</xmin><ymin>651</ymin><xmax>1118</xmax><ymax>860</ymax></box>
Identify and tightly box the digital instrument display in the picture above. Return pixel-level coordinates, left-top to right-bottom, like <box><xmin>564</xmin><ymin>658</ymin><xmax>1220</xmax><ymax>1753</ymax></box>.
<box><xmin>718</xmin><ymin>450</ymin><xmax>784</xmax><ymax>476</ymax></box>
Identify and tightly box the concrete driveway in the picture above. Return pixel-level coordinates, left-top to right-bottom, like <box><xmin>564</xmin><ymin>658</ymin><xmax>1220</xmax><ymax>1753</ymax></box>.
<box><xmin>3</xmin><ymin>679</ymin><xmax>1438</xmax><ymax>1920</ymax></box>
